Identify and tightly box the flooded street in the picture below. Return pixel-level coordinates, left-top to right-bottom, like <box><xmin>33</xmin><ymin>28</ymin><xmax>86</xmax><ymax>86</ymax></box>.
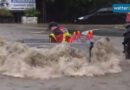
<box><xmin>0</xmin><ymin>24</ymin><xmax>129</xmax><ymax>90</ymax></box>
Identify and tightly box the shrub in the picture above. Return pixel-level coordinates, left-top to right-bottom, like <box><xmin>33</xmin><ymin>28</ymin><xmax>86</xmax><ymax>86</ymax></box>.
<box><xmin>25</xmin><ymin>8</ymin><xmax>40</xmax><ymax>17</ymax></box>
<box><xmin>0</xmin><ymin>8</ymin><xmax>12</xmax><ymax>17</ymax></box>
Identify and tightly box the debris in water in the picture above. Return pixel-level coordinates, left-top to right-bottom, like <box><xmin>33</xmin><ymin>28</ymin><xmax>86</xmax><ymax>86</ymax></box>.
<box><xmin>0</xmin><ymin>37</ymin><xmax>121</xmax><ymax>79</ymax></box>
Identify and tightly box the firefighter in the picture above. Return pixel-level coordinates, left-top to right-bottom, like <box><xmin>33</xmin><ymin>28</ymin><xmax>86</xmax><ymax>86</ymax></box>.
<box><xmin>49</xmin><ymin>22</ymin><xmax>71</xmax><ymax>43</ymax></box>
<box><xmin>123</xmin><ymin>24</ymin><xmax>130</xmax><ymax>59</ymax></box>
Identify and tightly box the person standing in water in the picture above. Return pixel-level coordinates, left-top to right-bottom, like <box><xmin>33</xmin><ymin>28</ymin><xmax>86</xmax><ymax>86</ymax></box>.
<box><xmin>49</xmin><ymin>22</ymin><xmax>72</xmax><ymax>43</ymax></box>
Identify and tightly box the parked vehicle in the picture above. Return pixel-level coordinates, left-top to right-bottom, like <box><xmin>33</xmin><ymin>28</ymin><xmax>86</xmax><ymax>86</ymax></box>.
<box><xmin>75</xmin><ymin>7</ymin><xmax>126</xmax><ymax>24</ymax></box>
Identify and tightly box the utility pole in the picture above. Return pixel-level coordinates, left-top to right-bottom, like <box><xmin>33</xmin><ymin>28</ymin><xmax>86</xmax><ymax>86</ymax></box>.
<box><xmin>36</xmin><ymin>0</ymin><xmax>47</xmax><ymax>23</ymax></box>
<box><xmin>43</xmin><ymin>0</ymin><xmax>47</xmax><ymax>23</ymax></box>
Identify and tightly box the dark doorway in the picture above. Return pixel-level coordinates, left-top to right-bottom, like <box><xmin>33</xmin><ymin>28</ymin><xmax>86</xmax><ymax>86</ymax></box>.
<box><xmin>12</xmin><ymin>11</ymin><xmax>24</xmax><ymax>23</ymax></box>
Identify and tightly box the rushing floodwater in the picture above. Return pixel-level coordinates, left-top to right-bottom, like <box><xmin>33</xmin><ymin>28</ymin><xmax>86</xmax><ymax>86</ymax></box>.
<box><xmin>0</xmin><ymin>37</ymin><xmax>122</xmax><ymax>80</ymax></box>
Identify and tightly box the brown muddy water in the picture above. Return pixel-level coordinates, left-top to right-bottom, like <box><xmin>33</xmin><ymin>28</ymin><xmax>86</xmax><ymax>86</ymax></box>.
<box><xmin>0</xmin><ymin>37</ymin><xmax>122</xmax><ymax>80</ymax></box>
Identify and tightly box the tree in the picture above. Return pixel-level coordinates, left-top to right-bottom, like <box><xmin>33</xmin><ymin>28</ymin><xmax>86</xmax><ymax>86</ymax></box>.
<box><xmin>37</xmin><ymin>0</ymin><xmax>130</xmax><ymax>23</ymax></box>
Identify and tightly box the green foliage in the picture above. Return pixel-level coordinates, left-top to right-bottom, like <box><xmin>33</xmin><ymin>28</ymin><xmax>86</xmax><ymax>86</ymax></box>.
<box><xmin>25</xmin><ymin>8</ymin><xmax>40</xmax><ymax>17</ymax></box>
<box><xmin>0</xmin><ymin>8</ymin><xmax>12</xmax><ymax>17</ymax></box>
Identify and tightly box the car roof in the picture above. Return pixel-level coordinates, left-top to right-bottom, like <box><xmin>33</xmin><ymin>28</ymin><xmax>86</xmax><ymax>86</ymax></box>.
<box><xmin>97</xmin><ymin>7</ymin><xmax>112</xmax><ymax>12</ymax></box>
